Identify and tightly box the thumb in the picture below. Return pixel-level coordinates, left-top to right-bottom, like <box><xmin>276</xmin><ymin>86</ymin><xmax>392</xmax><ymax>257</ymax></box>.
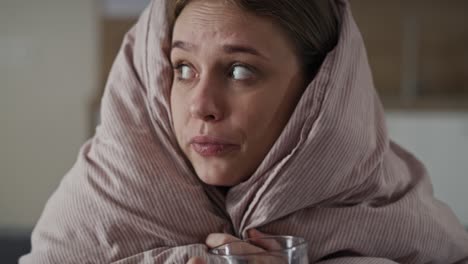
<box><xmin>247</xmin><ymin>228</ymin><xmax>268</xmax><ymax>238</ymax></box>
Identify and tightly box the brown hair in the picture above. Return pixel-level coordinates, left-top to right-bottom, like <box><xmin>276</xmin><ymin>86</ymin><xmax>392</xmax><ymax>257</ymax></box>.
<box><xmin>172</xmin><ymin>0</ymin><xmax>342</xmax><ymax>79</ymax></box>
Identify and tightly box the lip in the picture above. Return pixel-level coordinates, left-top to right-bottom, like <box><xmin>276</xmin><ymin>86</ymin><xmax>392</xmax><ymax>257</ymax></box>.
<box><xmin>189</xmin><ymin>136</ymin><xmax>240</xmax><ymax>157</ymax></box>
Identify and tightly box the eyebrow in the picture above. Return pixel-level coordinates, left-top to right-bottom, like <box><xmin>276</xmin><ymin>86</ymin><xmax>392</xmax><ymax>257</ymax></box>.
<box><xmin>172</xmin><ymin>40</ymin><xmax>196</xmax><ymax>52</ymax></box>
<box><xmin>171</xmin><ymin>40</ymin><xmax>268</xmax><ymax>60</ymax></box>
<box><xmin>223</xmin><ymin>44</ymin><xmax>267</xmax><ymax>59</ymax></box>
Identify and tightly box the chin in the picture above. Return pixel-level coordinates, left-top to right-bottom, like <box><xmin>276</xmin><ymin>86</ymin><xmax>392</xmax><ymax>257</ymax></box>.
<box><xmin>195</xmin><ymin>168</ymin><xmax>240</xmax><ymax>187</ymax></box>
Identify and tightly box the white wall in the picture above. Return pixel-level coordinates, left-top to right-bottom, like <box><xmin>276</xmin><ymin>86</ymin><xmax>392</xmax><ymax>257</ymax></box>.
<box><xmin>387</xmin><ymin>111</ymin><xmax>468</xmax><ymax>226</ymax></box>
<box><xmin>0</xmin><ymin>0</ymin><xmax>99</xmax><ymax>228</ymax></box>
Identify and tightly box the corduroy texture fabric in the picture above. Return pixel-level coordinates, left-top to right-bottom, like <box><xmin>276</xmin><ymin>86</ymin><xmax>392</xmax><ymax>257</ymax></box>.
<box><xmin>20</xmin><ymin>0</ymin><xmax>468</xmax><ymax>263</ymax></box>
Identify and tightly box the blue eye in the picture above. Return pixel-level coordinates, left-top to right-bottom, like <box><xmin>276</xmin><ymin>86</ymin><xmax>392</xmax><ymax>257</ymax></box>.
<box><xmin>231</xmin><ymin>65</ymin><xmax>254</xmax><ymax>80</ymax></box>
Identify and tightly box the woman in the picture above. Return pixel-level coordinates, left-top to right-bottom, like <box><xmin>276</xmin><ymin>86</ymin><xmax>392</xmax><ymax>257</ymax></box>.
<box><xmin>21</xmin><ymin>0</ymin><xmax>468</xmax><ymax>263</ymax></box>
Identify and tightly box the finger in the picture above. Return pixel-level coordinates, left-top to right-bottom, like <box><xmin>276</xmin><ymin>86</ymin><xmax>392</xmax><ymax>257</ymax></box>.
<box><xmin>235</xmin><ymin>241</ymin><xmax>266</xmax><ymax>254</ymax></box>
<box><xmin>247</xmin><ymin>229</ymin><xmax>283</xmax><ymax>251</ymax></box>
<box><xmin>253</xmin><ymin>254</ymin><xmax>289</xmax><ymax>264</ymax></box>
<box><xmin>187</xmin><ymin>257</ymin><xmax>206</xmax><ymax>264</ymax></box>
<box><xmin>207</xmin><ymin>233</ymin><xmax>265</xmax><ymax>255</ymax></box>
<box><xmin>206</xmin><ymin>233</ymin><xmax>241</xmax><ymax>248</ymax></box>
<box><xmin>213</xmin><ymin>240</ymin><xmax>266</xmax><ymax>255</ymax></box>
<box><xmin>247</xmin><ymin>229</ymin><xmax>268</xmax><ymax>238</ymax></box>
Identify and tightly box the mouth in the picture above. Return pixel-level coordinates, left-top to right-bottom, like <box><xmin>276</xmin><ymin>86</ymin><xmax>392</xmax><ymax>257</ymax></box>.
<box><xmin>189</xmin><ymin>136</ymin><xmax>240</xmax><ymax>157</ymax></box>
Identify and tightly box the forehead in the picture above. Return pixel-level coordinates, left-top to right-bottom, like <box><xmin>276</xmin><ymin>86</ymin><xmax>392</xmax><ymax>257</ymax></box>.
<box><xmin>176</xmin><ymin>0</ymin><xmax>249</xmax><ymax>28</ymax></box>
<box><xmin>172</xmin><ymin>0</ymin><xmax>285</xmax><ymax>49</ymax></box>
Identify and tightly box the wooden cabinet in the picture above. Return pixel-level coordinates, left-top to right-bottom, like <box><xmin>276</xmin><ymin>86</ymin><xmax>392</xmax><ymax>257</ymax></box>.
<box><xmin>351</xmin><ymin>0</ymin><xmax>468</xmax><ymax>109</ymax></box>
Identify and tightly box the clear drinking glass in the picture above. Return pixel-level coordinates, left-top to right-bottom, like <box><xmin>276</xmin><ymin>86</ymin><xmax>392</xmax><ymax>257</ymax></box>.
<box><xmin>209</xmin><ymin>236</ymin><xmax>308</xmax><ymax>264</ymax></box>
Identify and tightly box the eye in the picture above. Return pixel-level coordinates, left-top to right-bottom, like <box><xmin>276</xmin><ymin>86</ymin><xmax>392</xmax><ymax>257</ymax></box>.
<box><xmin>230</xmin><ymin>64</ymin><xmax>254</xmax><ymax>81</ymax></box>
<box><xmin>174</xmin><ymin>63</ymin><xmax>197</xmax><ymax>81</ymax></box>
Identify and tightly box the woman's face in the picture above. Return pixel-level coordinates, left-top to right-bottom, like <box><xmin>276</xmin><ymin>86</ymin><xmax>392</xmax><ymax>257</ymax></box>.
<box><xmin>170</xmin><ymin>0</ymin><xmax>304</xmax><ymax>186</ymax></box>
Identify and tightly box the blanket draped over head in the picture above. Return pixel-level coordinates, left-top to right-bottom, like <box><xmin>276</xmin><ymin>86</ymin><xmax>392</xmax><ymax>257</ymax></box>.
<box><xmin>20</xmin><ymin>0</ymin><xmax>468</xmax><ymax>263</ymax></box>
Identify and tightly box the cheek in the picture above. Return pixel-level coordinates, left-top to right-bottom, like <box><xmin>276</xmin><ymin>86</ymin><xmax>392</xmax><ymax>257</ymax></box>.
<box><xmin>230</xmin><ymin>91</ymin><xmax>279</xmax><ymax>140</ymax></box>
<box><xmin>233</xmin><ymin>78</ymin><xmax>300</xmax><ymax>144</ymax></box>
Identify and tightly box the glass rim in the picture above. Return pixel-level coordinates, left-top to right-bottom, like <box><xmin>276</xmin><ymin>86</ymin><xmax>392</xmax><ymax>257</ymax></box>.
<box><xmin>208</xmin><ymin>235</ymin><xmax>308</xmax><ymax>257</ymax></box>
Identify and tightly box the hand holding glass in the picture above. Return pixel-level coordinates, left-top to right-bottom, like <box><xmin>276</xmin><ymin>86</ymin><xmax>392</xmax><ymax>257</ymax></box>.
<box><xmin>209</xmin><ymin>236</ymin><xmax>308</xmax><ymax>264</ymax></box>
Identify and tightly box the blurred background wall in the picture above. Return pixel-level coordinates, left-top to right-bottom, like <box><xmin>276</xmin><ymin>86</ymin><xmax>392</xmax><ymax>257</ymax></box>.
<box><xmin>1</xmin><ymin>0</ymin><xmax>98</xmax><ymax>228</ymax></box>
<box><xmin>1</xmin><ymin>1</ymin><xmax>98</xmax><ymax>261</ymax></box>
<box><xmin>1</xmin><ymin>0</ymin><xmax>467</xmax><ymax>262</ymax></box>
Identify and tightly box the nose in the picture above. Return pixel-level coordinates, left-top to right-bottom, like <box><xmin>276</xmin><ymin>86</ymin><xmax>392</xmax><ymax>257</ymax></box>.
<box><xmin>189</xmin><ymin>77</ymin><xmax>224</xmax><ymax>122</ymax></box>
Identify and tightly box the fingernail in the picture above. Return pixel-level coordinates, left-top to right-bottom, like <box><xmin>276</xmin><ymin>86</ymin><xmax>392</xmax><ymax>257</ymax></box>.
<box><xmin>206</xmin><ymin>233</ymin><xmax>228</xmax><ymax>247</ymax></box>
<box><xmin>206</xmin><ymin>233</ymin><xmax>221</xmax><ymax>243</ymax></box>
